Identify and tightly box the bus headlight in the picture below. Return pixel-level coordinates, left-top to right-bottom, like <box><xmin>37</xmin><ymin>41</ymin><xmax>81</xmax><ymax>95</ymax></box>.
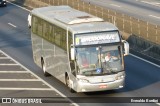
<box><xmin>78</xmin><ymin>79</ymin><xmax>89</xmax><ymax>83</ymax></box>
<box><xmin>116</xmin><ymin>75</ymin><xmax>124</xmax><ymax>80</ymax></box>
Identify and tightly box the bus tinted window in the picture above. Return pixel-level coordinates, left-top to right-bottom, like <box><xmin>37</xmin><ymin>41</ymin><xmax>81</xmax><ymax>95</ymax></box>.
<box><xmin>32</xmin><ymin>14</ymin><xmax>71</xmax><ymax>51</ymax></box>
<box><xmin>37</xmin><ymin>18</ymin><xmax>43</xmax><ymax>36</ymax></box>
<box><xmin>32</xmin><ymin>16</ymin><xmax>38</xmax><ymax>34</ymax></box>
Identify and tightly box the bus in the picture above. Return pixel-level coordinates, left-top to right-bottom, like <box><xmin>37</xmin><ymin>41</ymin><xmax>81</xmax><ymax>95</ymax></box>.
<box><xmin>30</xmin><ymin>6</ymin><xmax>129</xmax><ymax>93</ymax></box>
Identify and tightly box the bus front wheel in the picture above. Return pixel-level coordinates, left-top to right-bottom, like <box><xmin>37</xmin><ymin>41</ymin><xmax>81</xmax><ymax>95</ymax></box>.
<box><xmin>28</xmin><ymin>21</ymin><xmax>31</xmax><ymax>28</ymax></box>
<box><xmin>65</xmin><ymin>75</ymin><xmax>76</xmax><ymax>93</ymax></box>
<box><xmin>41</xmin><ymin>59</ymin><xmax>51</xmax><ymax>77</ymax></box>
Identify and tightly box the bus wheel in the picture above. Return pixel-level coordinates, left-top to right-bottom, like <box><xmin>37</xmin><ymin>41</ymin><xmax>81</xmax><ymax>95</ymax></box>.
<box><xmin>28</xmin><ymin>22</ymin><xmax>31</xmax><ymax>28</ymax></box>
<box><xmin>41</xmin><ymin>60</ymin><xmax>50</xmax><ymax>77</ymax></box>
<box><xmin>66</xmin><ymin>75</ymin><xmax>76</xmax><ymax>93</ymax></box>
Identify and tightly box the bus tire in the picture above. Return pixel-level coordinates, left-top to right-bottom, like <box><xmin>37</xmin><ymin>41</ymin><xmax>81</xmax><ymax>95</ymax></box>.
<box><xmin>28</xmin><ymin>21</ymin><xmax>31</xmax><ymax>28</ymax></box>
<box><xmin>65</xmin><ymin>75</ymin><xmax>76</xmax><ymax>93</ymax></box>
<box><xmin>41</xmin><ymin>59</ymin><xmax>51</xmax><ymax>77</ymax></box>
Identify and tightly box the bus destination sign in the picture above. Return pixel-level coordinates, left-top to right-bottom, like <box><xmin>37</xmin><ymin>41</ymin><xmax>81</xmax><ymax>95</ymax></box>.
<box><xmin>75</xmin><ymin>32</ymin><xmax>120</xmax><ymax>45</ymax></box>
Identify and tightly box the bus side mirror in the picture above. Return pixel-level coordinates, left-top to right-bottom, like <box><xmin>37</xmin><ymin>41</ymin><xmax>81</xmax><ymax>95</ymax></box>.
<box><xmin>122</xmin><ymin>40</ymin><xmax>129</xmax><ymax>56</ymax></box>
<box><xmin>70</xmin><ymin>45</ymin><xmax>75</xmax><ymax>60</ymax></box>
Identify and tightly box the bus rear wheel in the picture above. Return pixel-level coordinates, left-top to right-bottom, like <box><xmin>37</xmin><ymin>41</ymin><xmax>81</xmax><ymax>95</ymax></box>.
<box><xmin>41</xmin><ymin>60</ymin><xmax>51</xmax><ymax>77</ymax></box>
<box><xmin>65</xmin><ymin>75</ymin><xmax>76</xmax><ymax>93</ymax></box>
<box><xmin>28</xmin><ymin>22</ymin><xmax>31</xmax><ymax>28</ymax></box>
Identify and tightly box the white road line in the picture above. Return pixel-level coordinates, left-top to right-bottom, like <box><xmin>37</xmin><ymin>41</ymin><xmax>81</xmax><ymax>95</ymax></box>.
<box><xmin>110</xmin><ymin>4</ymin><xmax>121</xmax><ymax>8</ymax></box>
<box><xmin>141</xmin><ymin>1</ymin><xmax>160</xmax><ymax>7</ymax></box>
<box><xmin>8</xmin><ymin>23</ymin><xmax>17</xmax><ymax>28</ymax></box>
<box><xmin>130</xmin><ymin>53</ymin><xmax>160</xmax><ymax>68</ymax></box>
<box><xmin>7</xmin><ymin>1</ymin><xmax>30</xmax><ymax>12</ymax></box>
<box><xmin>0</xmin><ymin>64</ymin><xmax>18</xmax><ymax>65</ymax></box>
<box><xmin>0</xmin><ymin>57</ymin><xmax>8</xmax><ymax>59</ymax></box>
<box><xmin>0</xmin><ymin>50</ymin><xmax>79</xmax><ymax>106</ymax></box>
<box><xmin>141</xmin><ymin>1</ymin><xmax>153</xmax><ymax>5</ymax></box>
<box><xmin>0</xmin><ymin>88</ymin><xmax>53</xmax><ymax>91</ymax></box>
<box><xmin>156</xmin><ymin>103</ymin><xmax>160</xmax><ymax>106</ymax></box>
<box><xmin>149</xmin><ymin>15</ymin><xmax>160</xmax><ymax>19</ymax></box>
<box><xmin>0</xmin><ymin>79</ymin><xmax>40</xmax><ymax>81</ymax></box>
<box><xmin>0</xmin><ymin>71</ymin><xmax>29</xmax><ymax>73</ymax></box>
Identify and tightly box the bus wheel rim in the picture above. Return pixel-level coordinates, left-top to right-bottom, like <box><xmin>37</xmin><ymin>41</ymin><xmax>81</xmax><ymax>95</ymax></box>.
<box><xmin>67</xmin><ymin>76</ymin><xmax>70</xmax><ymax>87</ymax></box>
<box><xmin>43</xmin><ymin>62</ymin><xmax>46</xmax><ymax>73</ymax></box>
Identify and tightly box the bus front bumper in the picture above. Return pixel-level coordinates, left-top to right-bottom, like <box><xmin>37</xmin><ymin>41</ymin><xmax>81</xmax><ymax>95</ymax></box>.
<box><xmin>76</xmin><ymin>79</ymin><xmax>124</xmax><ymax>92</ymax></box>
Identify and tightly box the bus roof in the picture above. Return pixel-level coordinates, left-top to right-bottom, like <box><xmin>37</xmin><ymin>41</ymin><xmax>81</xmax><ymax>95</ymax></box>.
<box><xmin>32</xmin><ymin>6</ymin><xmax>103</xmax><ymax>24</ymax></box>
<box><xmin>31</xmin><ymin>6</ymin><xmax>118</xmax><ymax>33</ymax></box>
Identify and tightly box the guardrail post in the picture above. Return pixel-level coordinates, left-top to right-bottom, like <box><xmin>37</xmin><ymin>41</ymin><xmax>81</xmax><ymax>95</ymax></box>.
<box><xmin>49</xmin><ymin>0</ymin><xmax>50</xmax><ymax>5</ymax></box>
<box><xmin>83</xmin><ymin>1</ymin><xmax>84</xmax><ymax>11</ymax></box>
<box><xmin>114</xmin><ymin>11</ymin><xmax>116</xmax><ymax>26</ymax></box>
<box><xmin>138</xmin><ymin>19</ymin><xmax>140</xmax><ymax>37</ymax></box>
<box><xmin>130</xmin><ymin>17</ymin><xmax>132</xmax><ymax>34</ymax></box>
<box><xmin>58</xmin><ymin>0</ymin><xmax>59</xmax><ymax>5</ymax></box>
<box><xmin>122</xmin><ymin>14</ymin><xmax>124</xmax><ymax>33</ymax></box>
<box><xmin>102</xmin><ymin>7</ymin><xmax>104</xmax><ymax>19</ymax></box>
<box><xmin>89</xmin><ymin>2</ymin><xmax>90</xmax><ymax>13</ymax></box>
<box><xmin>108</xmin><ymin>9</ymin><xmax>110</xmax><ymax>22</ymax></box>
<box><xmin>156</xmin><ymin>25</ymin><xmax>158</xmax><ymax>42</ymax></box>
<box><xmin>78</xmin><ymin>0</ymin><xmax>80</xmax><ymax>10</ymax></box>
<box><xmin>72</xmin><ymin>0</ymin><xmax>74</xmax><ymax>8</ymax></box>
<box><xmin>95</xmin><ymin>6</ymin><xmax>97</xmax><ymax>16</ymax></box>
<box><xmin>147</xmin><ymin>22</ymin><xmax>149</xmax><ymax>39</ymax></box>
<box><xmin>67</xmin><ymin>0</ymin><xmax>68</xmax><ymax>5</ymax></box>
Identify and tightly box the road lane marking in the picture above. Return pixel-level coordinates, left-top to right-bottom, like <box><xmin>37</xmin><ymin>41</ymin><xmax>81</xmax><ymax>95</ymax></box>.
<box><xmin>156</xmin><ymin>103</ymin><xmax>160</xmax><ymax>106</ymax></box>
<box><xmin>141</xmin><ymin>1</ymin><xmax>160</xmax><ymax>7</ymax></box>
<box><xmin>141</xmin><ymin>1</ymin><xmax>153</xmax><ymax>5</ymax></box>
<box><xmin>0</xmin><ymin>57</ymin><xmax>8</xmax><ymax>59</ymax></box>
<box><xmin>0</xmin><ymin>88</ymin><xmax>53</xmax><ymax>91</ymax></box>
<box><xmin>130</xmin><ymin>53</ymin><xmax>160</xmax><ymax>68</ymax></box>
<box><xmin>149</xmin><ymin>15</ymin><xmax>160</xmax><ymax>19</ymax></box>
<box><xmin>110</xmin><ymin>4</ymin><xmax>121</xmax><ymax>8</ymax></box>
<box><xmin>0</xmin><ymin>79</ymin><xmax>40</xmax><ymax>81</ymax></box>
<box><xmin>7</xmin><ymin>1</ymin><xmax>30</xmax><ymax>12</ymax></box>
<box><xmin>0</xmin><ymin>71</ymin><xmax>29</xmax><ymax>73</ymax></box>
<box><xmin>0</xmin><ymin>64</ymin><xmax>18</xmax><ymax>65</ymax></box>
<box><xmin>8</xmin><ymin>23</ymin><xmax>17</xmax><ymax>28</ymax></box>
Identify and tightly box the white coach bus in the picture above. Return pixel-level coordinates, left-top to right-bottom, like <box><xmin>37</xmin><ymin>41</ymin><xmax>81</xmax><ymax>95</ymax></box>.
<box><xmin>30</xmin><ymin>6</ymin><xmax>129</xmax><ymax>93</ymax></box>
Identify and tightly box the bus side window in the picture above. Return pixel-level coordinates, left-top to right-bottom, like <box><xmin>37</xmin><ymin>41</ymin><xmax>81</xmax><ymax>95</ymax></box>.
<box><xmin>61</xmin><ymin>31</ymin><xmax>67</xmax><ymax>50</ymax></box>
<box><xmin>48</xmin><ymin>24</ymin><xmax>52</xmax><ymax>41</ymax></box>
<box><xmin>52</xmin><ymin>25</ymin><xmax>55</xmax><ymax>43</ymax></box>
<box><xmin>54</xmin><ymin>26</ymin><xmax>61</xmax><ymax>46</ymax></box>
<box><xmin>37</xmin><ymin>18</ymin><xmax>43</xmax><ymax>36</ymax></box>
<box><xmin>43</xmin><ymin>21</ymin><xmax>49</xmax><ymax>39</ymax></box>
<box><xmin>32</xmin><ymin>16</ymin><xmax>38</xmax><ymax>34</ymax></box>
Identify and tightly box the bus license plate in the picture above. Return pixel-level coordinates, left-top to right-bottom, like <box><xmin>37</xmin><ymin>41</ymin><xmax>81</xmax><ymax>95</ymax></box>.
<box><xmin>99</xmin><ymin>85</ymin><xmax>107</xmax><ymax>88</ymax></box>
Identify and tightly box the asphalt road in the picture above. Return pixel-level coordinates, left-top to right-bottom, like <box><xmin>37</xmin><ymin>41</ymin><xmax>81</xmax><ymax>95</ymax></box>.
<box><xmin>81</xmin><ymin>0</ymin><xmax>160</xmax><ymax>25</ymax></box>
<box><xmin>0</xmin><ymin>2</ymin><xmax>160</xmax><ymax>106</ymax></box>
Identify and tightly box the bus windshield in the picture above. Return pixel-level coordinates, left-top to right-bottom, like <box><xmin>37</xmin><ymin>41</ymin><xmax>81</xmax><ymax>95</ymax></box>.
<box><xmin>76</xmin><ymin>45</ymin><xmax>124</xmax><ymax>76</ymax></box>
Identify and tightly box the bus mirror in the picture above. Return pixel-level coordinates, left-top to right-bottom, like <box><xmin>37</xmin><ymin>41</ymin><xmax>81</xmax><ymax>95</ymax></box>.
<box><xmin>71</xmin><ymin>47</ymin><xmax>75</xmax><ymax>60</ymax></box>
<box><xmin>122</xmin><ymin>40</ymin><xmax>129</xmax><ymax>56</ymax></box>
